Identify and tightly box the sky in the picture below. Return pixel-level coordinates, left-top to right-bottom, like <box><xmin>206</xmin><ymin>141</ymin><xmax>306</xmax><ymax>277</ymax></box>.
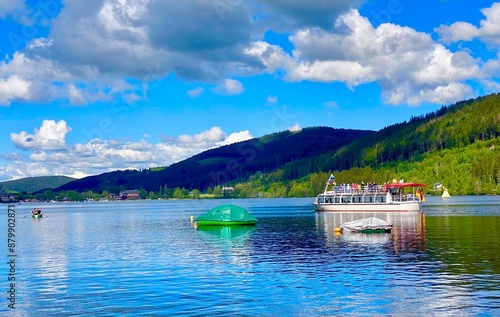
<box><xmin>0</xmin><ymin>0</ymin><xmax>499</xmax><ymax>181</ymax></box>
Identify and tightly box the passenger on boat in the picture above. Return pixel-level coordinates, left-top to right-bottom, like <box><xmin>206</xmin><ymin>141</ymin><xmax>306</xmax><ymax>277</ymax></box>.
<box><xmin>31</xmin><ymin>208</ymin><xmax>42</xmax><ymax>215</ymax></box>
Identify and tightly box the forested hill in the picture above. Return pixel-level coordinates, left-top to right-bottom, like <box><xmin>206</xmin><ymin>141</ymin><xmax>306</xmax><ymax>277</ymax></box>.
<box><xmin>326</xmin><ymin>93</ymin><xmax>499</xmax><ymax>170</ymax></box>
<box><xmin>0</xmin><ymin>176</ymin><xmax>75</xmax><ymax>194</ymax></box>
<box><xmin>9</xmin><ymin>93</ymin><xmax>499</xmax><ymax>196</ymax></box>
<box><xmin>55</xmin><ymin>127</ymin><xmax>373</xmax><ymax>193</ymax></box>
<box><xmin>249</xmin><ymin>93</ymin><xmax>500</xmax><ymax>184</ymax></box>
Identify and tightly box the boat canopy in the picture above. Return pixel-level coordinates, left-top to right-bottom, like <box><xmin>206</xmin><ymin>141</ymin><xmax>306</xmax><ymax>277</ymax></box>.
<box><xmin>196</xmin><ymin>204</ymin><xmax>257</xmax><ymax>223</ymax></box>
<box><xmin>384</xmin><ymin>182</ymin><xmax>425</xmax><ymax>189</ymax></box>
<box><xmin>341</xmin><ymin>217</ymin><xmax>392</xmax><ymax>231</ymax></box>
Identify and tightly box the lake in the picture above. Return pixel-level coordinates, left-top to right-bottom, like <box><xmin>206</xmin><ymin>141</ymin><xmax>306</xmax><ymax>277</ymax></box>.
<box><xmin>1</xmin><ymin>196</ymin><xmax>499</xmax><ymax>316</ymax></box>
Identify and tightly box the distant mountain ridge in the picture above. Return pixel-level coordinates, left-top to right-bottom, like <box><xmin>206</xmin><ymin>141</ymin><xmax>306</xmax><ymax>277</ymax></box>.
<box><xmin>2</xmin><ymin>93</ymin><xmax>499</xmax><ymax>196</ymax></box>
<box><xmin>55</xmin><ymin>127</ymin><xmax>373</xmax><ymax>193</ymax></box>
<box><xmin>0</xmin><ymin>176</ymin><xmax>75</xmax><ymax>194</ymax></box>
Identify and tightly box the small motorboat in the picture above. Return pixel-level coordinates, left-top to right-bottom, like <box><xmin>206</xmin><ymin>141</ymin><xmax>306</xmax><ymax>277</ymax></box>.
<box><xmin>340</xmin><ymin>217</ymin><xmax>392</xmax><ymax>233</ymax></box>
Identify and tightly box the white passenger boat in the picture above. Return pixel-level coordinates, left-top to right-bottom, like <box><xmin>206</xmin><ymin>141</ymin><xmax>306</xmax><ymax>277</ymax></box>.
<box><xmin>313</xmin><ymin>180</ymin><xmax>426</xmax><ymax>212</ymax></box>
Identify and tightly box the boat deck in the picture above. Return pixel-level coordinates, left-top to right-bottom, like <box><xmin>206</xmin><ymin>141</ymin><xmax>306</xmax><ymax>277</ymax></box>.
<box><xmin>313</xmin><ymin>183</ymin><xmax>425</xmax><ymax>212</ymax></box>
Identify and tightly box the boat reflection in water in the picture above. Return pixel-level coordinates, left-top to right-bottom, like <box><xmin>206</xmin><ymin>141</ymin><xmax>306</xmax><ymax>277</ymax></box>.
<box><xmin>195</xmin><ymin>225</ymin><xmax>255</xmax><ymax>240</ymax></box>
<box><xmin>316</xmin><ymin>211</ymin><xmax>426</xmax><ymax>251</ymax></box>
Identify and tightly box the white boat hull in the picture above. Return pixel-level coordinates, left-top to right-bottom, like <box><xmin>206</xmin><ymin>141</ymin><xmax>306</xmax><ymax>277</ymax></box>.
<box><xmin>312</xmin><ymin>182</ymin><xmax>425</xmax><ymax>213</ymax></box>
<box><xmin>313</xmin><ymin>201</ymin><xmax>421</xmax><ymax>212</ymax></box>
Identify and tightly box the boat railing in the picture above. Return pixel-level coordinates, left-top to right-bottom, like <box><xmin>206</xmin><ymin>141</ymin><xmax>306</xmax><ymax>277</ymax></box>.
<box><xmin>324</xmin><ymin>185</ymin><xmax>387</xmax><ymax>195</ymax></box>
<box><xmin>319</xmin><ymin>185</ymin><xmax>423</xmax><ymax>203</ymax></box>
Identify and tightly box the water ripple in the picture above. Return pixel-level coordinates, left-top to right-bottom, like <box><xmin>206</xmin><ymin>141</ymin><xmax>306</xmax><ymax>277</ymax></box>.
<box><xmin>1</xmin><ymin>198</ymin><xmax>498</xmax><ymax>316</ymax></box>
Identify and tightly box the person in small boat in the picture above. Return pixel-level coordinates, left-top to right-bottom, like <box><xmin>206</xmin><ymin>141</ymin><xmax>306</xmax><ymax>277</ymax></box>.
<box><xmin>32</xmin><ymin>208</ymin><xmax>42</xmax><ymax>215</ymax></box>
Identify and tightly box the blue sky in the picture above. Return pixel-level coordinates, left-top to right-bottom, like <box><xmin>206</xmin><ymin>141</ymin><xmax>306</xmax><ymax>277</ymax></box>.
<box><xmin>0</xmin><ymin>0</ymin><xmax>499</xmax><ymax>181</ymax></box>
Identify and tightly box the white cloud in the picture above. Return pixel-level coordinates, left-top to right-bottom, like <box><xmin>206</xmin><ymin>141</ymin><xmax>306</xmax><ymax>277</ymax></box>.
<box><xmin>217</xmin><ymin>130</ymin><xmax>253</xmax><ymax>146</ymax></box>
<box><xmin>4</xmin><ymin>124</ymin><xmax>254</xmax><ymax>180</ymax></box>
<box><xmin>436</xmin><ymin>22</ymin><xmax>479</xmax><ymax>44</ymax></box>
<box><xmin>249</xmin><ymin>9</ymin><xmax>481</xmax><ymax>105</ymax></box>
<box><xmin>0</xmin><ymin>1</ymin><xmax>494</xmax><ymax>108</ymax></box>
<box><xmin>214</xmin><ymin>79</ymin><xmax>245</xmax><ymax>95</ymax></box>
<box><xmin>246</xmin><ymin>41</ymin><xmax>289</xmax><ymax>73</ymax></box>
<box><xmin>11</xmin><ymin>120</ymin><xmax>72</xmax><ymax>150</ymax></box>
<box><xmin>178</xmin><ymin>127</ymin><xmax>227</xmax><ymax>146</ymax></box>
<box><xmin>436</xmin><ymin>2</ymin><xmax>500</xmax><ymax>45</ymax></box>
<box><xmin>0</xmin><ymin>0</ymin><xmax>262</xmax><ymax>105</ymax></box>
<box><xmin>266</xmin><ymin>95</ymin><xmax>278</xmax><ymax>105</ymax></box>
<box><xmin>68</xmin><ymin>84</ymin><xmax>86</xmax><ymax>105</ymax></box>
<box><xmin>0</xmin><ymin>75</ymin><xmax>31</xmax><ymax>105</ymax></box>
<box><xmin>187</xmin><ymin>86</ymin><xmax>204</xmax><ymax>98</ymax></box>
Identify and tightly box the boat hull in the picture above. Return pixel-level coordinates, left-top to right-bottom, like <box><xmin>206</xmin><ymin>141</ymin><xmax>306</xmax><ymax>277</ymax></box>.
<box><xmin>313</xmin><ymin>201</ymin><xmax>421</xmax><ymax>212</ymax></box>
<box><xmin>313</xmin><ymin>182</ymin><xmax>425</xmax><ymax>213</ymax></box>
<box><xmin>195</xmin><ymin>220</ymin><xmax>256</xmax><ymax>226</ymax></box>
<box><xmin>357</xmin><ymin>228</ymin><xmax>392</xmax><ymax>233</ymax></box>
<box><xmin>32</xmin><ymin>214</ymin><xmax>43</xmax><ymax>218</ymax></box>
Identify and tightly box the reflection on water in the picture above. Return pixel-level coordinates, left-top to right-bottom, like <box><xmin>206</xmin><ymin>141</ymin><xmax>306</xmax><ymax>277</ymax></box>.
<box><xmin>1</xmin><ymin>198</ymin><xmax>498</xmax><ymax>316</ymax></box>
<box><xmin>196</xmin><ymin>225</ymin><xmax>255</xmax><ymax>240</ymax></box>
<box><xmin>316</xmin><ymin>211</ymin><xmax>426</xmax><ymax>251</ymax></box>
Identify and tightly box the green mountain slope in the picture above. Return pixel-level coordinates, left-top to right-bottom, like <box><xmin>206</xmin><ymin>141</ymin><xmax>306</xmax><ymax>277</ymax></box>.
<box><xmin>56</xmin><ymin>127</ymin><xmax>373</xmax><ymax>193</ymax></box>
<box><xmin>329</xmin><ymin>94</ymin><xmax>499</xmax><ymax>170</ymax></box>
<box><xmin>0</xmin><ymin>176</ymin><xmax>76</xmax><ymax>194</ymax></box>
<box><xmin>251</xmin><ymin>93</ymin><xmax>499</xmax><ymax>196</ymax></box>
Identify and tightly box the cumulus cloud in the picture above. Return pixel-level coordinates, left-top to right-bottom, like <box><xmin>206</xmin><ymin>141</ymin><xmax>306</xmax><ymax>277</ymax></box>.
<box><xmin>0</xmin><ymin>1</ymin><xmax>495</xmax><ymax>109</ymax></box>
<box><xmin>436</xmin><ymin>2</ymin><xmax>500</xmax><ymax>45</ymax></box>
<box><xmin>1</xmin><ymin>0</ymin><xmax>486</xmax><ymax>108</ymax></box>
<box><xmin>0</xmin><ymin>0</ymin><xmax>263</xmax><ymax>105</ymax></box>
<box><xmin>178</xmin><ymin>127</ymin><xmax>227</xmax><ymax>146</ymax></box>
<box><xmin>249</xmin><ymin>9</ymin><xmax>480</xmax><ymax>105</ymax></box>
<box><xmin>0</xmin><ymin>75</ymin><xmax>31</xmax><ymax>105</ymax></box>
<box><xmin>11</xmin><ymin>120</ymin><xmax>72</xmax><ymax>150</ymax></box>
<box><xmin>5</xmin><ymin>123</ymin><xmax>253</xmax><ymax>180</ymax></box>
<box><xmin>214</xmin><ymin>79</ymin><xmax>245</xmax><ymax>95</ymax></box>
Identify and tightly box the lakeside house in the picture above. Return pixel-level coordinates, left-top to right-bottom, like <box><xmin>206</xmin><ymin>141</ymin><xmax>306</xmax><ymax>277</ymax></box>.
<box><xmin>119</xmin><ymin>189</ymin><xmax>140</xmax><ymax>200</ymax></box>
<box><xmin>221</xmin><ymin>186</ymin><xmax>234</xmax><ymax>197</ymax></box>
<box><xmin>0</xmin><ymin>192</ymin><xmax>19</xmax><ymax>203</ymax></box>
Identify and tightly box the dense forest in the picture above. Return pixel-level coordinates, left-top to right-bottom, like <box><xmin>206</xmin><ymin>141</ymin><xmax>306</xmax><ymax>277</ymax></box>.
<box><xmin>2</xmin><ymin>93</ymin><xmax>499</xmax><ymax>201</ymax></box>
<box><xmin>0</xmin><ymin>176</ymin><xmax>74</xmax><ymax>194</ymax></box>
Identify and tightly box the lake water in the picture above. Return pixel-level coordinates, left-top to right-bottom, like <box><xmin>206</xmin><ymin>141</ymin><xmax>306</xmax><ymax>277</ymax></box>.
<box><xmin>1</xmin><ymin>196</ymin><xmax>499</xmax><ymax>316</ymax></box>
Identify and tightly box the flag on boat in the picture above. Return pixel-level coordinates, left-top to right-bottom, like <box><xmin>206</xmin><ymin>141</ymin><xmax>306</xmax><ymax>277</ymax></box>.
<box><xmin>327</xmin><ymin>174</ymin><xmax>336</xmax><ymax>185</ymax></box>
<box><xmin>416</xmin><ymin>188</ymin><xmax>425</xmax><ymax>202</ymax></box>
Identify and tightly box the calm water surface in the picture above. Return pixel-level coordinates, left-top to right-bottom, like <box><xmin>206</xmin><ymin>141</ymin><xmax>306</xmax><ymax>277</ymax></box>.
<box><xmin>1</xmin><ymin>196</ymin><xmax>499</xmax><ymax>316</ymax></box>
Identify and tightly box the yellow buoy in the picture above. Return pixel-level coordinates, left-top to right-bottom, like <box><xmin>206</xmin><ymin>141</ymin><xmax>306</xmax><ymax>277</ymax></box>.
<box><xmin>193</xmin><ymin>222</ymin><xmax>199</xmax><ymax>230</ymax></box>
<box><xmin>334</xmin><ymin>227</ymin><xmax>342</xmax><ymax>233</ymax></box>
<box><xmin>190</xmin><ymin>215</ymin><xmax>194</xmax><ymax>222</ymax></box>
